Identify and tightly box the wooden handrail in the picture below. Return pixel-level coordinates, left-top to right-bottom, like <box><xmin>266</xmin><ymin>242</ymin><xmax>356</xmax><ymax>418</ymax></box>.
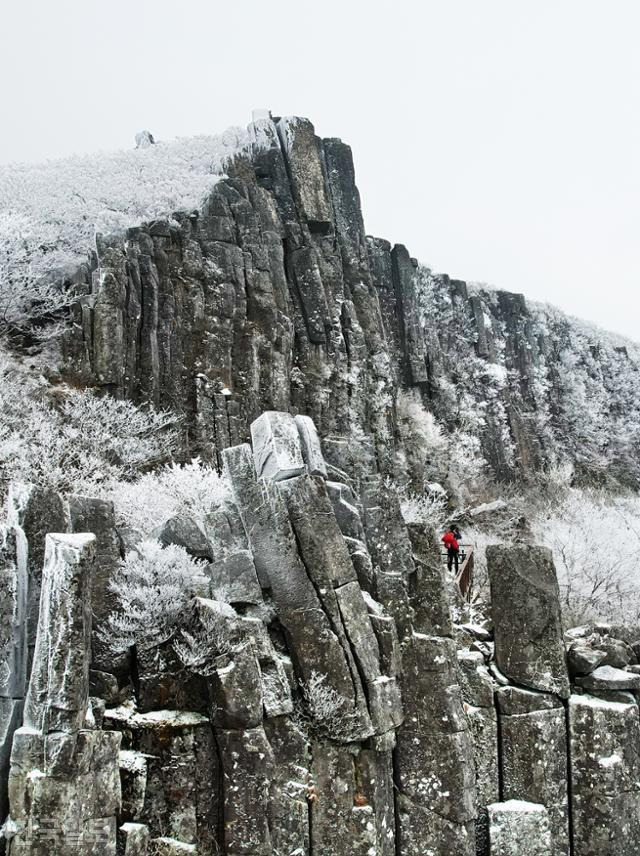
<box><xmin>455</xmin><ymin>547</ymin><xmax>474</xmax><ymax>601</ymax></box>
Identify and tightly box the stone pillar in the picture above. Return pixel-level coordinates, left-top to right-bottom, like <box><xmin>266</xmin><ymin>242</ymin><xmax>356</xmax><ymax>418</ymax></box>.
<box><xmin>457</xmin><ymin>651</ymin><xmax>499</xmax><ymax>856</ymax></box>
<box><xmin>69</xmin><ymin>496</ymin><xmax>122</xmax><ymax>671</ymax></box>
<box><xmin>486</xmin><ymin>545</ymin><xmax>569</xmax><ymax>698</ymax></box>
<box><xmin>6</xmin><ymin>533</ymin><xmax>122</xmax><ymax>855</ymax></box>
<box><xmin>496</xmin><ymin>687</ymin><xmax>569</xmax><ymax>855</ymax></box>
<box><xmin>0</xmin><ymin>527</ymin><xmax>28</xmax><ymax>838</ymax></box>
<box><xmin>569</xmin><ymin>693</ymin><xmax>640</xmax><ymax>854</ymax></box>
<box><xmin>23</xmin><ymin>534</ymin><xmax>95</xmax><ymax>734</ymax></box>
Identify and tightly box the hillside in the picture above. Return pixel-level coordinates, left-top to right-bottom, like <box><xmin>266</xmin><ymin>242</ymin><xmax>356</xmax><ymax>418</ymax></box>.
<box><xmin>1</xmin><ymin>112</ymin><xmax>639</xmax><ymax>856</ymax></box>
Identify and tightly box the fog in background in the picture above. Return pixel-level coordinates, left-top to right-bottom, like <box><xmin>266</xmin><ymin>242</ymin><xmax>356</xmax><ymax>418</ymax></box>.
<box><xmin>2</xmin><ymin>0</ymin><xmax>638</xmax><ymax>340</ymax></box>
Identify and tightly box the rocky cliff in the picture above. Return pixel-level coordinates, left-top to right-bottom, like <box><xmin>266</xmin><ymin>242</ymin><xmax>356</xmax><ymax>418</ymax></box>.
<box><xmin>59</xmin><ymin>113</ymin><xmax>640</xmax><ymax>492</ymax></box>
<box><xmin>1</xmin><ymin>114</ymin><xmax>640</xmax><ymax>856</ymax></box>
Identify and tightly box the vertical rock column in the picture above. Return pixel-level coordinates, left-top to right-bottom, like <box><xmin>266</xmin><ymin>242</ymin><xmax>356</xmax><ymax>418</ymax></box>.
<box><xmin>224</xmin><ymin>411</ymin><xmax>402</xmax><ymax>855</ymax></box>
<box><xmin>5</xmin><ymin>533</ymin><xmax>122</xmax><ymax>856</ymax></box>
<box><xmin>568</xmin><ymin>693</ymin><xmax>640</xmax><ymax>854</ymax></box>
<box><xmin>394</xmin><ymin>526</ymin><xmax>476</xmax><ymax>856</ymax></box>
<box><xmin>487</xmin><ymin>545</ymin><xmax>570</xmax><ymax>856</ymax></box>
<box><xmin>0</xmin><ymin>526</ymin><xmax>27</xmax><ymax>847</ymax></box>
<box><xmin>0</xmin><ymin>484</ymin><xmax>69</xmax><ymax>848</ymax></box>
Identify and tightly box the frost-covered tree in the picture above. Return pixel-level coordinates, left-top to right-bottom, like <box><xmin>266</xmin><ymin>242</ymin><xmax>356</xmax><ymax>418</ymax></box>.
<box><xmin>531</xmin><ymin>488</ymin><xmax>640</xmax><ymax>625</ymax></box>
<box><xmin>295</xmin><ymin>670</ymin><xmax>359</xmax><ymax>741</ymax></box>
<box><xmin>102</xmin><ymin>540</ymin><xmax>208</xmax><ymax>654</ymax></box>
<box><xmin>173</xmin><ymin>606</ymin><xmax>235</xmax><ymax>677</ymax></box>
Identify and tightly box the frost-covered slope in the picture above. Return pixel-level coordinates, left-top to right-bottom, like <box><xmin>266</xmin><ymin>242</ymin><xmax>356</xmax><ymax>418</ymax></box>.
<box><xmin>0</xmin><ymin>125</ymin><xmax>251</xmax><ymax>330</ymax></box>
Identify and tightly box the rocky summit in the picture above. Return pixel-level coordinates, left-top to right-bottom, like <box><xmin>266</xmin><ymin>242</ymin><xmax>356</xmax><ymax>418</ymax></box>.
<box><xmin>1</xmin><ymin>113</ymin><xmax>639</xmax><ymax>856</ymax></box>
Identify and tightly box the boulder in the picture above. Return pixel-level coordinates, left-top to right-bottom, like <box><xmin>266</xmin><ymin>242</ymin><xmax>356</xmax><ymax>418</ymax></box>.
<box><xmin>487</xmin><ymin>800</ymin><xmax>552</xmax><ymax>856</ymax></box>
<box><xmin>576</xmin><ymin>665</ymin><xmax>640</xmax><ymax>692</ymax></box>
<box><xmin>597</xmin><ymin>637</ymin><xmax>637</xmax><ymax>668</ymax></box>
<box><xmin>156</xmin><ymin>515</ymin><xmax>212</xmax><ymax>560</ymax></box>
<box><xmin>486</xmin><ymin>545</ymin><xmax>569</xmax><ymax>697</ymax></box>
<box><xmin>250</xmin><ymin>411</ymin><xmax>305</xmax><ymax>482</ymax></box>
<box><xmin>567</xmin><ymin>643</ymin><xmax>607</xmax><ymax>677</ymax></box>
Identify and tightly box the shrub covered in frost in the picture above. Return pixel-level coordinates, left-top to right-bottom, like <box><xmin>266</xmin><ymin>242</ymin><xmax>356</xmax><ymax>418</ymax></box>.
<box><xmin>0</xmin><ymin>348</ymin><xmax>180</xmax><ymax>496</ymax></box>
<box><xmin>109</xmin><ymin>458</ymin><xmax>229</xmax><ymax>535</ymax></box>
<box><xmin>102</xmin><ymin>540</ymin><xmax>208</xmax><ymax>654</ymax></box>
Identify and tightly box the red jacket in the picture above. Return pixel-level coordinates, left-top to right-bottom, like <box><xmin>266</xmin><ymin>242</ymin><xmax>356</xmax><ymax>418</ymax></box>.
<box><xmin>442</xmin><ymin>532</ymin><xmax>459</xmax><ymax>551</ymax></box>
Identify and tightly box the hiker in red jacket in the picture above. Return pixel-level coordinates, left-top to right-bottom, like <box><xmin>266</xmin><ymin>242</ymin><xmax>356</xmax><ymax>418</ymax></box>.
<box><xmin>442</xmin><ymin>525</ymin><xmax>460</xmax><ymax>573</ymax></box>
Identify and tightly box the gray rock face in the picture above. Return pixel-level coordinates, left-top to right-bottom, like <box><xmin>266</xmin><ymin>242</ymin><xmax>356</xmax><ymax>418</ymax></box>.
<box><xmin>487</xmin><ymin>545</ymin><xmax>569</xmax><ymax>698</ymax></box>
<box><xmin>69</xmin><ymin>496</ymin><xmax>122</xmax><ymax>670</ymax></box>
<box><xmin>569</xmin><ymin>694</ymin><xmax>640</xmax><ymax>854</ymax></box>
<box><xmin>488</xmin><ymin>800</ymin><xmax>553</xmax><ymax>856</ymax></box>
<box><xmin>12</xmin><ymin>110</ymin><xmax>640</xmax><ymax>856</ymax></box>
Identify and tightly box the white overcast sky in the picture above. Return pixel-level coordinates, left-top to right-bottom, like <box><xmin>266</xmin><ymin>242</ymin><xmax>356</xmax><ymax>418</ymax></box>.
<box><xmin>2</xmin><ymin>0</ymin><xmax>639</xmax><ymax>341</ymax></box>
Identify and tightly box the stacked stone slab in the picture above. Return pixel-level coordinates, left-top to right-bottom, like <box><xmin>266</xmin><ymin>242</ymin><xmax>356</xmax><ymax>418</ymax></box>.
<box><xmin>487</xmin><ymin>545</ymin><xmax>571</xmax><ymax>856</ymax></box>
<box><xmin>105</xmin><ymin>706</ymin><xmax>221</xmax><ymax>855</ymax></box>
<box><xmin>496</xmin><ymin>687</ymin><xmax>569</xmax><ymax>855</ymax></box>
